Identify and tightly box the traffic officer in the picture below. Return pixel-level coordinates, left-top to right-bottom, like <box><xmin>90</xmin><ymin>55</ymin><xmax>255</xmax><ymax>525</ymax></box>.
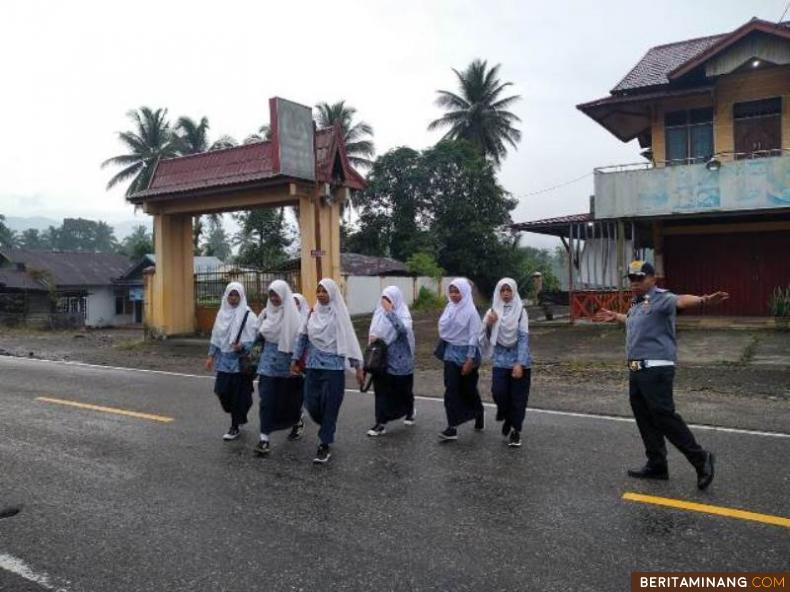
<box><xmin>596</xmin><ymin>260</ymin><xmax>729</xmax><ymax>490</ymax></box>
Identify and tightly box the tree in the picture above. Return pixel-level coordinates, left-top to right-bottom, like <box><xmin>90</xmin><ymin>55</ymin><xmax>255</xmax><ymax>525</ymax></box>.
<box><xmin>503</xmin><ymin>242</ymin><xmax>561</xmax><ymax>296</ymax></box>
<box><xmin>348</xmin><ymin>140</ymin><xmax>519</xmax><ymax>295</ymax></box>
<box><xmin>19</xmin><ymin>228</ymin><xmax>47</xmax><ymax>250</ymax></box>
<box><xmin>425</xmin><ymin>141</ymin><xmax>517</xmax><ymax>294</ymax></box>
<box><xmin>233</xmin><ymin>209</ymin><xmax>293</xmax><ymax>268</ymax></box>
<box><xmin>174</xmin><ymin>116</ymin><xmax>210</xmax><ymax>155</ymax></box>
<box><xmin>209</xmin><ymin>135</ymin><xmax>238</xmax><ymax>151</ymax></box>
<box><xmin>428</xmin><ymin>59</ymin><xmax>522</xmax><ymax>166</ymax></box>
<box><xmin>93</xmin><ymin>221</ymin><xmax>119</xmax><ymax>253</ymax></box>
<box><xmin>0</xmin><ymin>215</ymin><xmax>18</xmax><ymax>249</ymax></box>
<box><xmin>350</xmin><ymin>147</ymin><xmax>432</xmax><ymax>260</ymax></box>
<box><xmin>102</xmin><ymin>107</ymin><xmax>180</xmax><ymax>196</ymax></box>
<box><xmin>314</xmin><ymin>101</ymin><xmax>375</xmax><ymax>168</ymax></box>
<box><xmin>202</xmin><ymin>217</ymin><xmax>231</xmax><ymax>261</ymax></box>
<box><xmin>120</xmin><ymin>225</ymin><xmax>153</xmax><ymax>260</ymax></box>
<box><xmin>40</xmin><ymin>218</ymin><xmax>120</xmax><ymax>253</ymax></box>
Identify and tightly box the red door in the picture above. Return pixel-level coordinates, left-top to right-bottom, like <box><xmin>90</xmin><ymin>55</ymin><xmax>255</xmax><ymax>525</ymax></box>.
<box><xmin>663</xmin><ymin>231</ymin><xmax>790</xmax><ymax>316</ymax></box>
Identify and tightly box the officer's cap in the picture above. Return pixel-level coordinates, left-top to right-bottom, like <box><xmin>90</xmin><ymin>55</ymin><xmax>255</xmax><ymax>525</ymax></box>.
<box><xmin>626</xmin><ymin>260</ymin><xmax>655</xmax><ymax>279</ymax></box>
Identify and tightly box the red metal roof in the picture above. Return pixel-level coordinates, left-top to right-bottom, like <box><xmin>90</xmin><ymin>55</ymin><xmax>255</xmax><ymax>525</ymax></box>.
<box><xmin>512</xmin><ymin>213</ymin><xmax>591</xmax><ymax>229</ymax></box>
<box><xmin>141</xmin><ymin>141</ymin><xmax>276</xmax><ymax>198</ymax></box>
<box><xmin>511</xmin><ymin>213</ymin><xmax>592</xmax><ymax>238</ymax></box>
<box><xmin>130</xmin><ymin>126</ymin><xmax>365</xmax><ymax>202</ymax></box>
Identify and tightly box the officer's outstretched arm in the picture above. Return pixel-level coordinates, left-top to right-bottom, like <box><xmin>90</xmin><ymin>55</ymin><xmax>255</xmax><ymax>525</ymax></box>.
<box><xmin>676</xmin><ymin>292</ymin><xmax>730</xmax><ymax>310</ymax></box>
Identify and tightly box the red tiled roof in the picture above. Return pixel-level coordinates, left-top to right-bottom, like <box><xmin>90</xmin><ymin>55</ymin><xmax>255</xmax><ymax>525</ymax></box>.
<box><xmin>611</xmin><ymin>18</ymin><xmax>790</xmax><ymax>93</ymax></box>
<box><xmin>611</xmin><ymin>34</ymin><xmax>725</xmax><ymax>93</ymax></box>
<box><xmin>131</xmin><ymin>126</ymin><xmax>365</xmax><ymax>202</ymax></box>
<box><xmin>668</xmin><ymin>19</ymin><xmax>790</xmax><ymax>81</ymax></box>
<box><xmin>578</xmin><ymin>19</ymin><xmax>790</xmax><ymax>143</ymax></box>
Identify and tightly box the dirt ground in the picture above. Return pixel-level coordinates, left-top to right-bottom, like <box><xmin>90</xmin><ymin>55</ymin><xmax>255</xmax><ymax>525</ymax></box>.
<box><xmin>1</xmin><ymin>311</ymin><xmax>788</xmax><ymax>432</ymax></box>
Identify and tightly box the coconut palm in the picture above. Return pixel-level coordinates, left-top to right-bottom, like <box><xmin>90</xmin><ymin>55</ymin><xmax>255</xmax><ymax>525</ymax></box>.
<box><xmin>175</xmin><ymin>116</ymin><xmax>210</xmax><ymax>155</ymax></box>
<box><xmin>428</xmin><ymin>59</ymin><xmax>522</xmax><ymax>166</ymax></box>
<box><xmin>314</xmin><ymin>101</ymin><xmax>375</xmax><ymax>169</ymax></box>
<box><xmin>102</xmin><ymin>107</ymin><xmax>179</xmax><ymax>196</ymax></box>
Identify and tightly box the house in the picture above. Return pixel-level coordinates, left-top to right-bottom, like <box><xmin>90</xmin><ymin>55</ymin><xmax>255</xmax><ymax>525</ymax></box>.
<box><xmin>0</xmin><ymin>265</ymin><xmax>52</xmax><ymax>326</ymax></box>
<box><xmin>515</xmin><ymin>18</ymin><xmax>790</xmax><ymax>318</ymax></box>
<box><xmin>115</xmin><ymin>255</ymin><xmax>224</xmax><ymax>324</ymax></box>
<box><xmin>0</xmin><ymin>249</ymin><xmax>133</xmax><ymax>326</ymax></box>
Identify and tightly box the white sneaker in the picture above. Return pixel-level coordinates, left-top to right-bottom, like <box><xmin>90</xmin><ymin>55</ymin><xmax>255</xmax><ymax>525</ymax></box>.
<box><xmin>404</xmin><ymin>408</ymin><xmax>416</xmax><ymax>426</ymax></box>
<box><xmin>222</xmin><ymin>427</ymin><xmax>240</xmax><ymax>441</ymax></box>
<box><xmin>366</xmin><ymin>424</ymin><xmax>386</xmax><ymax>437</ymax></box>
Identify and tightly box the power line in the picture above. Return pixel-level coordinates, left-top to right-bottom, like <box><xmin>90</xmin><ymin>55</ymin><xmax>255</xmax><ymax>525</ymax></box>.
<box><xmin>780</xmin><ymin>0</ymin><xmax>790</xmax><ymax>22</ymax></box>
<box><xmin>516</xmin><ymin>171</ymin><xmax>593</xmax><ymax>198</ymax></box>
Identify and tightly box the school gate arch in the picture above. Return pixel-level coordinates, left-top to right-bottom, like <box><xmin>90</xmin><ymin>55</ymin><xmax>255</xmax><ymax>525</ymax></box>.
<box><xmin>129</xmin><ymin>97</ymin><xmax>366</xmax><ymax>336</ymax></box>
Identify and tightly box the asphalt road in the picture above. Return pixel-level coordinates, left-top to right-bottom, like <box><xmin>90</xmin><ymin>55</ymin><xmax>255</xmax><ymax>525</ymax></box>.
<box><xmin>1</xmin><ymin>356</ymin><xmax>788</xmax><ymax>592</ymax></box>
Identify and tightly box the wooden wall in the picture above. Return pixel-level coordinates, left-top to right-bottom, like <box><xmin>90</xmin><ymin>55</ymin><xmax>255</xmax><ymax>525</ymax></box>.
<box><xmin>650</xmin><ymin>64</ymin><xmax>790</xmax><ymax>165</ymax></box>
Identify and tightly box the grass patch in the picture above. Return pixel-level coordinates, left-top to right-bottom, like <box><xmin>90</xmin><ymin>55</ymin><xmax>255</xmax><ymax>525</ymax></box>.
<box><xmin>113</xmin><ymin>339</ymin><xmax>150</xmax><ymax>352</ymax></box>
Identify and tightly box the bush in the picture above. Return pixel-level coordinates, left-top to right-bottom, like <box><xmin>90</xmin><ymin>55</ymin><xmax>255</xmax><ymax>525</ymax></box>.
<box><xmin>412</xmin><ymin>286</ymin><xmax>446</xmax><ymax>312</ymax></box>
<box><xmin>406</xmin><ymin>252</ymin><xmax>445</xmax><ymax>281</ymax></box>
<box><xmin>769</xmin><ymin>286</ymin><xmax>790</xmax><ymax>317</ymax></box>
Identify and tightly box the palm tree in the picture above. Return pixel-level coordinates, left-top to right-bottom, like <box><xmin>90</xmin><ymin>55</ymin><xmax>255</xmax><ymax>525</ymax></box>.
<box><xmin>428</xmin><ymin>59</ymin><xmax>522</xmax><ymax>166</ymax></box>
<box><xmin>102</xmin><ymin>107</ymin><xmax>179</xmax><ymax>196</ymax></box>
<box><xmin>314</xmin><ymin>101</ymin><xmax>375</xmax><ymax>169</ymax></box>
<box><xmin>175</xmin><ymin>116</ymin><xmax>210</xmax><ymax>155</ymax></box>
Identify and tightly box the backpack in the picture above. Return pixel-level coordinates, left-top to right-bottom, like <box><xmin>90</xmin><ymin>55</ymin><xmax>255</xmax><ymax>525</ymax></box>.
<box><xmin>361</xmin><ymin>338</ymin><xmax>388</xmax><ymax>392</ymax></box>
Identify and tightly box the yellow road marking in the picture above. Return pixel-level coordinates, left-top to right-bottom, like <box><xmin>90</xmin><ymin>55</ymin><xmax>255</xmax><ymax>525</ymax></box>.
<box><xmin>623</xmin><ymin>492</ymin><xmax>790</xmax><ymax>528</ymax></box>
<box><xmin>36</xmin><ymin>397</ymin><xmax>174</xmax><ymax>423</ymax></box>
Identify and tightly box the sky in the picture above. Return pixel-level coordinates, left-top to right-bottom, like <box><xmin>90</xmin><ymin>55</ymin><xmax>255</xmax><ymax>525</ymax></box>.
<box><xmin>0</xmin><ymin>0</ymin><xmax>785</xmax><ymax>248</ymax></box>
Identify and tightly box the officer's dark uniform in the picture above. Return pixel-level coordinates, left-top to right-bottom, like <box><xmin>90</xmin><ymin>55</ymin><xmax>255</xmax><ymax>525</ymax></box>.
<box><xmin>626</xmin><ymin>285</ymin><xmax>709</xmax><ymax>476</ymax></box>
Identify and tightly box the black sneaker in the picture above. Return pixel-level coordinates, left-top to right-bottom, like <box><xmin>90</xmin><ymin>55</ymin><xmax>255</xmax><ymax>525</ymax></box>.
<box><xmin>501</xmin><ymin>420</ymin><xmax>511</xmax><ymax>437</ymax></box>
<box><xmin>366</xmin><ymin>424</ymin><xmax>386</xmax><ymax>437</ymax></box>
<box><xmin>474</xmin><ymin>414</ymin><xmax>485</xmax><ymax>431</ymax></box>
<box><xmin>313</xmin><ymin>444</ymin><xmax>331</xmax><ymax>464</ymax></box>
<box><xmin>438</xmin><ymin>427</ymin><xmax>458</xmax><ymax>441</ymax></box>
<box><xmin>508</xmin><ymin>430</ymin><xmax>521</xmax><ymax>448</ymax></box>
<box><xmin>696</xmin><ymin>452</ymin><xmax>715</xmax><ymax>490</ymax></box>
<box><xmin>254</xmin><ymin>440</ymin><xmax>271</xmax><ymax>456</ymax></box>
<box><xmin>287</xmin><ymin>418</ymin><xmax>305</xmax><ymax>441</ymax></box>
<box><xmin>627</xmin><ymin>464</ymin><xmax>669</xmax><ymax>480</ymax></box>
<box><xmin>222</xmin><ymin>427</ymin><xmax>240</xmax><ymax>441</ymax></box>
<box><xmin>404</xmin><ymin>409</ymin><xmax>416</xmax><ymax>426</ymax></box>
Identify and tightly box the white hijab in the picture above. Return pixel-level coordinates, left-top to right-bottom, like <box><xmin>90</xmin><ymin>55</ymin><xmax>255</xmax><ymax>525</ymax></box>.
<box><xmin>258</xmin><ymin>280</ymin><xmax>302</xmax><ymax>354</ymax></box>
<box><xmin>369</xmin><ymin>285</ymin><xmax>416</xmax><ymax>356</ymax></box>
<box><xmin>438</xmin><ymin>278</ymin><xmax>482</xmax><ymax>347</ymax></box>
<box><xmin>293</xmin><ymin>293</ymin><xmax>309</xmax><ymax>324</ymax></box>
<box><xmin>210</xmin><ymin>282</ymin><xmax>258</xmax><ymax>353</ymax></box>
<box><xmin>306</xmin><ymin>278</ymin><xmax>363</xmax><ymax>362</ymax></box>
<box><xmin>483</xmin><ymin>277</ymin><xmax>529</xmax><ymax>359</ymax></box>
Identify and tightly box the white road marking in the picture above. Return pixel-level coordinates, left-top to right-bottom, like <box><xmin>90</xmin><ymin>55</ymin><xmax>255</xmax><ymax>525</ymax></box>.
<box><xmin>3</xmin><ymin>355</ymin><xmax>788</xmax><ymax>439</ymax></box>
<box><xmin>0</xmin><ymin>553</ymin><xmax>72</xmax><ymax>591</ymax></box>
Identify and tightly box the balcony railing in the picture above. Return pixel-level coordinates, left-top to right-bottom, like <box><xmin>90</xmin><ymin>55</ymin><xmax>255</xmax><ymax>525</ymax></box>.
<box><xmin>593</xmin><ymin>149</ymin><xmax>790</xmax><ymax>218</ymax></box>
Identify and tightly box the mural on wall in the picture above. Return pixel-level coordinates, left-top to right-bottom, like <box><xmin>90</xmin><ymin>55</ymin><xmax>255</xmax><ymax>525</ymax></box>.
<box><xmin>595</xmin><ymin>155</ymin><xmax>790</xmax><ymax>218</ymax></box>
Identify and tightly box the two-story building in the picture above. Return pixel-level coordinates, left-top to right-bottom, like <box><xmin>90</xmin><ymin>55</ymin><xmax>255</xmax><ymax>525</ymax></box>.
<box><xmin>515</xmin><ymin>17</ymin><xmax>790</xmax><ymax>318</ymax></box>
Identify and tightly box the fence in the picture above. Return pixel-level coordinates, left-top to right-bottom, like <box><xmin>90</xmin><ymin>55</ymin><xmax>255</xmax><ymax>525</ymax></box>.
<box><xmin>343</xmin><ymin>276</ymin><xmax>454</xmax><ymax>315</ymax></box>
<box><xmin>193</xmin><ymin>266</ymin><xmax>300</xmax><ymax>333</ymax></box>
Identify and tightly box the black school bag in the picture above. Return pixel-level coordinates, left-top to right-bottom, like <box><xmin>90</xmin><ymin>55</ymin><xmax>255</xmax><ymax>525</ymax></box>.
<box><xmin>361</xmin><ymin>338</ymin><xmax>388</xmax><ymax>392</ymax></box>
